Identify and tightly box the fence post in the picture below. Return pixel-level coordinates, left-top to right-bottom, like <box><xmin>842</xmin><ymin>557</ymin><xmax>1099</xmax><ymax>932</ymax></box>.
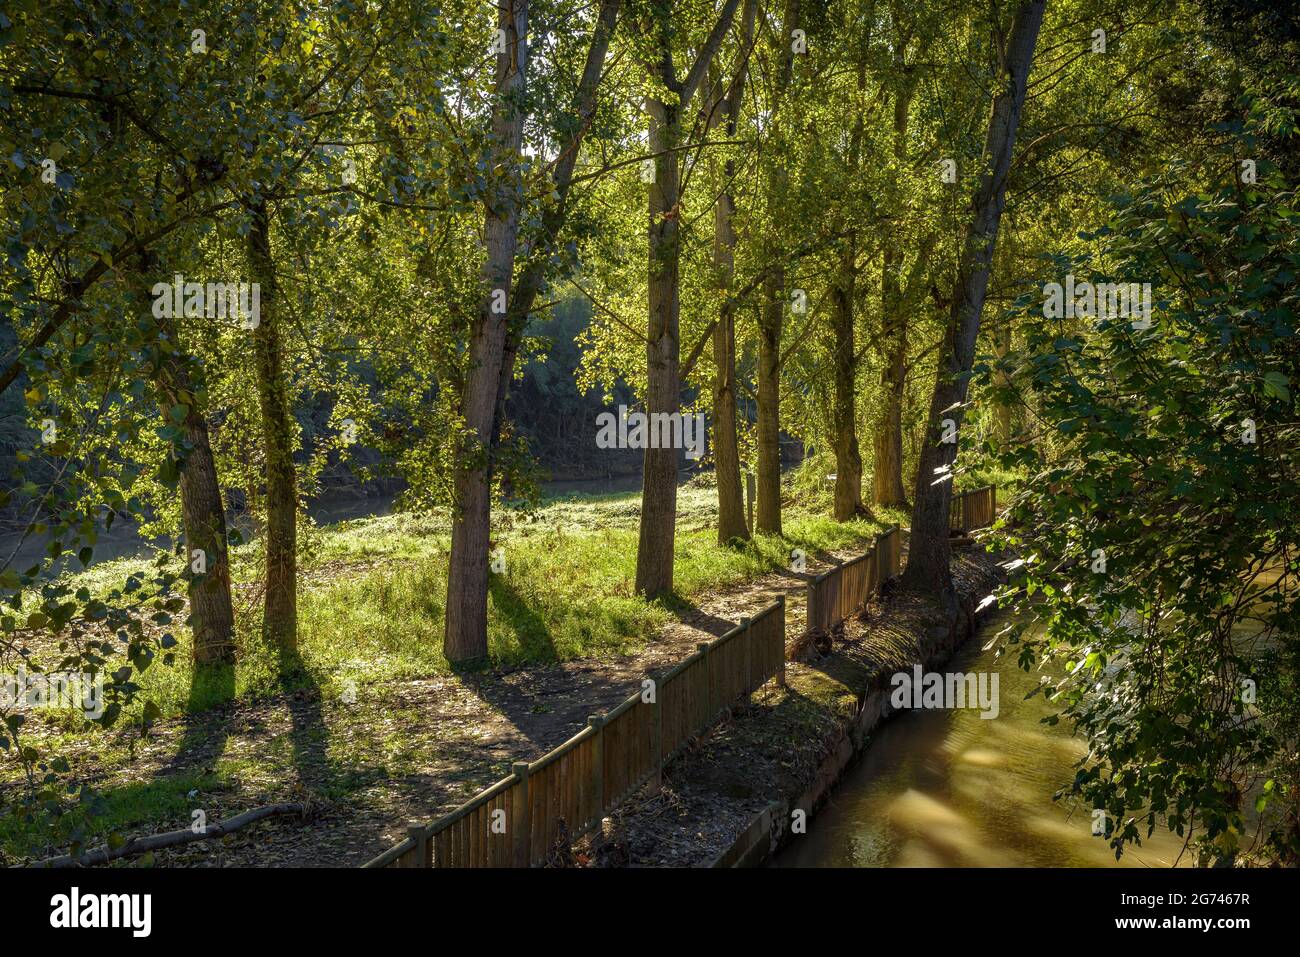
<box><xmin>697</xmin><ymin>641</ymin><xmax>712</xmax><ymax>717</ymax></box>
<box><xmin>649</xmin><ymin>671</ymin><xmax>664</xmax><ymax>792</ymax></box>
<box><xmin>776</xmin><ymin>594</ymin><xmax>787</xmax><ymax>687</ymax></box>
<box><xmin>511</xmin><ymin>761</ymin><xmax>531</xmax><ymax>868</ymax></box>
<box><xmin>588</xmin><ymin>714</ymin><xmax>605</xmax><ymax>821</ymax></box>
<box><xmin>739</xmin><ymin>616</ymin><xmax>752</xmax><ymax>700</ymax></box>
<box><xmin>407</xmin><ymin>824</ymin><xmax>427</xmax><ymax>868</ymax></box>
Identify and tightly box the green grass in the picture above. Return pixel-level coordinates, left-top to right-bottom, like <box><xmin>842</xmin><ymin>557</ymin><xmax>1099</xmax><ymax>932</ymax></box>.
<box><xmin>26</xmin><ymin>487</ymin><xmax>886</xmax><ymax>722</ymax></box>
<box><xmin>956</xmin><ymin>462</ymin><xmax>1025</xmax><ymax>494</ymax></box>
<box><xmin>1</xmin><ymin>486</ymin><xmax>892</xmax><ymax>861</ymax></box>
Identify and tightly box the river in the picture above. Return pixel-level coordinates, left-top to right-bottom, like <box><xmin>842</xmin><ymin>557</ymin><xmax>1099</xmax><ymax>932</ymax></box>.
<box><xmin>771</xmin><ymin>611</ymin><xmax>1192</xmax><ymax>868</ymax></box>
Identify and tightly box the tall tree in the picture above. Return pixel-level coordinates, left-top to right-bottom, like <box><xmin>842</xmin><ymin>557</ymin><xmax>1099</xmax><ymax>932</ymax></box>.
<box><xmin>246</xmin><ymin>200</ymin><xmax>298</xmax><ymax>653</ymax></box>
<box><xmin>828</xmin><ymin>9</ymin><xmax>872</xmax><ymax>522</ymax></box>
<box><xmin>753</xmin><ymin>0</ymin><xmax>801</xmax><ymax>536</ymax></box>
<box><xmin>634</xmin><ymin>0</ymin><xmax>742</xmax><ymax>596</ymax></box>
<box><xmin>445</xmin><ymin>0</ymin><xmax>531</xmax><ymax>663</ymax></box>
<box><xmin>449</xmin><ymin>0</ymin><xmax>623</xmax><ymax>663</ymax></box>
<box><xmin>901</xmin><ymin>0</ymin><xmax>1046</xmax><ymax>597</ymax></box>
<box><xmin>871</xmin><ymin>27</ymin><xmax>925</xmax><ymax>510</ymax></box>
<box><xmin>710</xmin><ymin>0</ymin><xmax>757</xmax><ymax>544</ymax></box>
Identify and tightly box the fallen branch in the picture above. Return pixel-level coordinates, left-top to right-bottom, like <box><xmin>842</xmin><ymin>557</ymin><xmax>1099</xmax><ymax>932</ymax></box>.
<box><xmin>27</xmin><ymin>802</ymin><xmax>308</xmax><ymax>868</ymax></box>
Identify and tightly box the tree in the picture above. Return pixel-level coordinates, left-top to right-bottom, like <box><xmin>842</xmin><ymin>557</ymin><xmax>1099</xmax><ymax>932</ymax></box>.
<box><xmin>752</xmin><ymin>0</ymin><xmax>802</xmax><ymax>537</ymax></box>
<box><xmin>901</xmin><ymin>0</ymin><xmax>1046</xmax><ymax>599</ymax></box>
<box><xmin>633</xmin><ymin>0</ymin><xmax>743</xmax><ymax>596</ymax></box>
<box><xmin>989</xmin><ymin>159</ymin><xmax>1300</xmax><ymax>865</ymax></box>
<box><xmin>444</xmin><ymin>0</ymin><xmax>532</xmax><ymax>663</ymax></box>
<box><xmin>709</xmin><ymin>0</ymin><xmax>757</xmax><ymax>544</ymax></box>
<box><xmin>446</xmin><ymin>0</ymin><xmax>624</xmax><ymax>662</ymax></box>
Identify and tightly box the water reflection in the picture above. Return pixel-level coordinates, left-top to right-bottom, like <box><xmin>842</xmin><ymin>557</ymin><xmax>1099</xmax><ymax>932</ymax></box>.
<box><xmin>772</xmin><ymin>617</ymin><xmax>1190</xmax><ymax>868</ymax></box>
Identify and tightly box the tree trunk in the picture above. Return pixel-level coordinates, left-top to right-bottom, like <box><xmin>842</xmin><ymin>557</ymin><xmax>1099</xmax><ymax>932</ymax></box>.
<box><xmin>902</xmin><ymin>0</ymin><xmax>1046</xmax><ymax>598</ymax></box>
<box><xmin>634</xmin><ymin>0</ymin><xmax>742</xmax><ymax>596</ymax></box>
<box><xmin>710</xmin><ymin>0</ymin><xmax>755</xmax><ymax>545</ymax></box>
<box><xmin>752</xmin><ymin>0</ymin><xmax>800</xmax><ymax>536</ymax></box>
<box><xmin>830</xmin><ymin>239</ymin><xmax>863</xmax><ymax>520</ymax></box>
<box><xmin>247</xmin><ymin>201</ymin><xmax>297</xmax><ymax>652</ymax></box>
<box><xmin>636</xmin><ymin>97</ymin><xmax>683</xmax><ymax>596</ymax></box>
<box><xmin>871</xmin><ymin>52</ymin><xmax>920</xmax><ymax>510</ymax></box>
<box><xmin>445</xmin><ymin>0</ymin><xmax>529</xmax><ymax>662</ymax></box>
<box><xmin>872</xmin><ymin>243</ymin><xmax>910</xmax><ymax>508</ymax></box>
<box><xmin>149</xmin><ymin>309</ymin><xmax>235</xmax><ymax>666</ymax></box>
<box><xmin>755</xmin><ymin>273</ymin><xmax>783</xmax><ymax>535</ymax></box>
<box><xmin>713</xmin><ymin>298</ymin><xmax>747</xmax><ymax>542</ymax></box>
<box><xmin>178</xmin><ymin>407</ymin><xmax>235</xmax><ymax>665</ymax></box>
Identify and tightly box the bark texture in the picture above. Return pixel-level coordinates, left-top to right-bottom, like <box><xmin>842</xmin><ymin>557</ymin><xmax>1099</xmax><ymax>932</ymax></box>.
<box><xmin>445</xmin><ymin>0</ymin><xmax>530</xmax><ymax>662</ymax></box>
<box><xmin>634</xmin><ymin>0</ymin><xmax>742</xmax><ymax>596</ymax></box>
<box><xmin>247</xmin><ymin>201</ymin><xmax>298</xmax><ymax>652</ymax></box>
<box><xmin>902</xmin><ymin>0</ymin><xmax>1046</xmax><ymax>598</ymax></box>
<box><xmin>149</xmin><ymin>303</ymin><xmax>234</xmax><ymax>666</ymax></box>
<box><xmin>830</xmin><ymin>240</ymin><xmax>863</xmax><ymax>521</ymax></box>
<box><xmin>710</xmin><ymin>0</ymin><xmax>756</xmax><ymax>544</ymax></box>
<box><xmin>752</xmin><ymin>0</ymin><xmax>801</xmax><ymax>537</ymax></box>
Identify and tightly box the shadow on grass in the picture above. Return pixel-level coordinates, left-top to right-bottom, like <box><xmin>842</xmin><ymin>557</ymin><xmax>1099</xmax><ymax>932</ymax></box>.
<box><xmin>160</xmin><ymin>640</ymin><xmax>333</xmax><ymax>796</ymax></box>
<box><xmin>162</xmin><ymin>661</ymin><xmax>238</xmax><ymax>774</ymax></box>
<box><xmin>487</xmin><ymin>576</ymin><xmax>558</xmax><ymax>664</ymax></box>
<box><xmin>5</xmin><ymin>767</ymin><xmax>225</xmax><ymax>863</ymax></box>
<box><xmin>443</xmin><ymin>577</ymin><xmax>677</xmax><ymax>755</ymax></box>
<box><xmin>275</xmin><ymin>643</ymin><xmax>329</xmax><ymax>793</ymax></box>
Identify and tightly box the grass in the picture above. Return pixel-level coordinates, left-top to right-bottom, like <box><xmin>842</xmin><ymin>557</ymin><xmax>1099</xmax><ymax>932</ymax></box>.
<box><xmin>0</xmin><ymin>486</ymin><xmax>889</xmax><ymax>860</ymax></box>
<box><xmin>19</xmin><ymin>486</ymin><xmax>888</xmax><ymax>722</ymax></box>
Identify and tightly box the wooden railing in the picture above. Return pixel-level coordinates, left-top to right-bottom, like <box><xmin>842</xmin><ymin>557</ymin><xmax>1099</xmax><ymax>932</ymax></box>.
<box><xmin>365</xmin><ymin>597</ymin><xmax>787</xmax><ymax>868</ymax></box>
<box><xmin>949</xmin><ymin>485</ymin><xmax>997</xmax><ymax>535</ymax></box>
<box><xmin>805</xmin><ymin>525</ymin><xmax>901</xmax><ymax>635</ymax></box>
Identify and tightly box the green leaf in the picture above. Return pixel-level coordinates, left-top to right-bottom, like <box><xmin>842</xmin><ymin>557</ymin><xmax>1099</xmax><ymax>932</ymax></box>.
<box><xmin>1262</xmin><ymin>371</ymin><xmax>1290</xmax><ymax>400</ymax></box>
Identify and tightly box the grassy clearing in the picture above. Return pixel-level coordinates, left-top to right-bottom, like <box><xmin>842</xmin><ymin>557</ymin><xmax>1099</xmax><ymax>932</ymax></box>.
<box><xmin>21</xmin><ymin>487</ymin><xmax>888</xmax><ymax>722</ymax></box>
<box><xmin>0</xmin><ymin>487</ymin><xmax>886</xmax><ymax>860</ymax></box>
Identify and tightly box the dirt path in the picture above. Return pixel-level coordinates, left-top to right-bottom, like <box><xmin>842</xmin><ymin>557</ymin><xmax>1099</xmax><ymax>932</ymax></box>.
<box><xmin>14</xmin><ymin>541</ymin><xmax>871</xmax><ymax>867</ymax></box>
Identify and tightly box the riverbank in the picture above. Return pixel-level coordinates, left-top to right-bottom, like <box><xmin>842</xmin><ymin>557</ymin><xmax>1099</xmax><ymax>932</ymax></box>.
<box><xmin>1</xmin><ymin>488</ymin><xmax>896</xmax><ymax>864</ymax></box>
<box><xmin>574</xmin><ymin>544</ymin><xmax>1007</xmax><ymax>867</ymax></box>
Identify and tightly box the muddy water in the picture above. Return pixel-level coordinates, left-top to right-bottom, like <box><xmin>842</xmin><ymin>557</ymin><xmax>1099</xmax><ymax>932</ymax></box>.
<box><xmin>771</xmin><ymin>612</ymin><xmax>1191</xmax><ymax>868</ymax></box>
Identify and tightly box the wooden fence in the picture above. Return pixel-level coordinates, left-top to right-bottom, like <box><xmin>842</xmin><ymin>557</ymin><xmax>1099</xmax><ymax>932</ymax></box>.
<box><xmin>365</xmin><ymin>596</ymin><xmax>787</xmax><ymax>868</ymax></box>
<box><xmin>949</xmin><ymin>485</ymin><xmax>997</xmax><ymax>535</ymax></box>
<box><xmin>805</xmin><ymin>525</ymin><xmax>901</xmax><ymax>635</ymax></box>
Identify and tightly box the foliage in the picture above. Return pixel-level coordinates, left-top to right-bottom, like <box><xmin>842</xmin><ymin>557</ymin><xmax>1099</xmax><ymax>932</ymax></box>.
<box><xmin>984</xmin><ymin>144</ymin><xmax>1300</xmax><ymax>865</ymax></box>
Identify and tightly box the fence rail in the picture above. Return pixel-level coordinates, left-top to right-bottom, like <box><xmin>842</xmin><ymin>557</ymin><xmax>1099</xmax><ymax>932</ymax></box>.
<box><xmin>363</xmin><ymin>499</ymin><xmax>1000</xmax><ymax>869</ymax></box>
<box><xmin>805</xmin><ymin>525</ymin><xmax>901</xmax><ymax>635</ymax></box>
<box><xmin>365</xmin><ymin>596</ymin><xmax>787</xmax><ymax>868</ymax></box>
<box><xmin>949</xmin><ymin>485</ymin><xmax>997</xmax><ymax>535</ymax></box>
